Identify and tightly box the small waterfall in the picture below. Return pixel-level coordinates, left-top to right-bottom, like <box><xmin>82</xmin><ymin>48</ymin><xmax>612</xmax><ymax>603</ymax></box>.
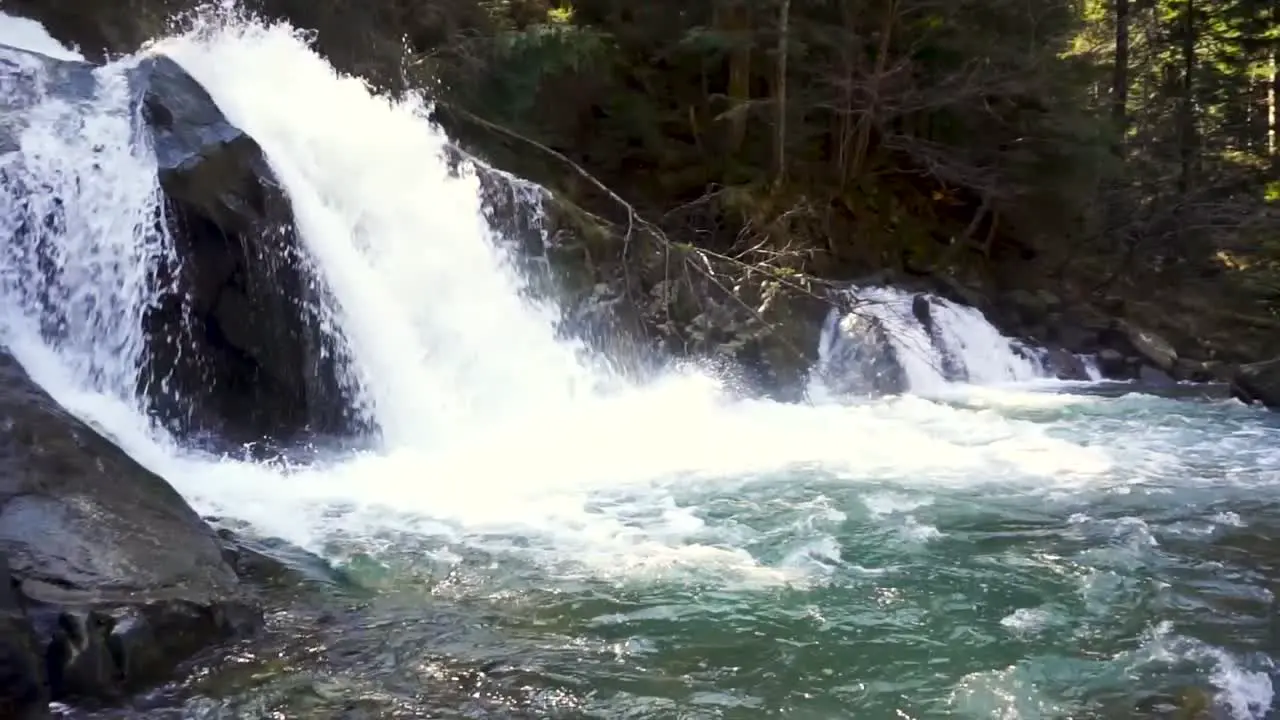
<box><xmin>812</xmin><ymin>286</ymin><xmax>1046</xmax><ymax>397</ymax></box>
<box><xmin>0</xmin><ymin>41</ymin><xmax>174</xmax><ymax>418</ymax></box>
<box><xmin>1080</xmin><ymin>354</ymin><xmax>1104</xmax><ymax>381</ymax></box>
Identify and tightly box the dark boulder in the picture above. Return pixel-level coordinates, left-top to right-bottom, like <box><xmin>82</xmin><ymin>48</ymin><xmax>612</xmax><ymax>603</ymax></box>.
<box><xmin>1096</xmin><ymin>348</ymin><xmax>1129</xmax><ymax>379</ymax></box>
<box><xmin>132</xmin><ymin>53</ymin><xmax>364</xmax><ymax>444</ymax></box>
<box><xmin>1231</xmin><ymin>358</ymin><xmax>1280</xmax><ymax>409</ymax></box>
<box><xmin>0</xmin><ymin>41</ymin><xmax>364</xmax><ymax>444</ymax></box>
<box><xmin>911</xmin><ymin>293</ymin><xmax>934</xmax><ymax>333</ymax></box>
<box><xmin>1118</xmin><ymin>320</ymin><xmax>1178</xmax><ymax>372</ymax></box>
<box><xmin>1137</xmin><ymin>364</ymin><xmax>1176</xmax><ymax>386</ymax></box>
<box><xmin>1174</xmin><ymin>358</ymin><xmax>1232</xmax><ymax>383</ymax></box>
<box><xmin>0</xmin><ymin>352</ymin><xmax>261</xmax><ymax>705</ymax></box>
<box><xmin>0</xmin><ymin>559</ymin><xmax>46</xmax><ymax>720</ymax></box>
<box><xmin>1043</xmin><ymin>348</ymin><xmax>1090</xmax><ymax>381</ymax></box>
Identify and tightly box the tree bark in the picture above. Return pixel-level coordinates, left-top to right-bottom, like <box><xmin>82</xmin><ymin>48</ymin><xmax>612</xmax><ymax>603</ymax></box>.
<box><xmin>1111</xmin><ymin>0</ymin><xmax>1129</xmax><ymax>156</ymax></box>
<box><xmin>773</xmin><ymin>0</ymin><xmax>790</xmax><ymax>183</ymax></box>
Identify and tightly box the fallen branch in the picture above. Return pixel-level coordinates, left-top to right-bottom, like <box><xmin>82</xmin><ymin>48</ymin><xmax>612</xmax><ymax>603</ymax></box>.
<box><xmin>436</xmin><ymin>102</ymin><xmax>861</xmax><ymax>361</ymax></box>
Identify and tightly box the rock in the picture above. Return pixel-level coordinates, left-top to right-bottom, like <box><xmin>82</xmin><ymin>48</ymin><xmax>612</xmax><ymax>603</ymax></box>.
<box><xmin>0</xmin><ymin>42</ymin><xmax>364</xmax><ymax>444</ymax></box>
<box><xmin>1034</xmin><ymin>289</ymin><xmax>1061</xmax><ymax>312</ymax></box>
<box><xmin>133</xmin><ymin>54</ymin><xmax>366</xmax><ymax>444</ymax></box>
<box><xmin>1048</xmin><ymin>320</ymin><xmax>1099</xmax><ymax>354</ymax></box>
<box><xmin>1201</xmin><ymin>360</ymin><xmax>1235</xmax><ymax>382</ymax></box>
<box><xmin>0</xmin><ymin>558</ymin><xmax>46</xmax><ymax>720</ymax></box>
<box><xmin>1120</xmin><ymin>321</ymin><xmax>1178</xmax><ymax>371</ymax></box>
<box><xmin>0</xmin><ymin>352</ymin><xmax>261</xmax><ymax>704</ymax></box>
<box><xmin>1044</xmin><ymin>348</ymin><xmax>1089</xmax><ymax>381</ymax></box>
<box><xmin>1004</xmin><ymin>289</ymin><xmax>1046</xmax><ymax>325</ymax></box>
<box><xmin>911</xmin><ymin>294</ymin><xmax>934</xmax><ymax>334</ymax></box>
<box><xmin>932</xmin><ymin>274</ymin><xmax>988</xmax><ymax>311</ymax></box>
<box><xmin>1096</xmin><ymin>348</ymin><xmax>1128</xmax><ymax>379</ymax></box>
<box><xmin>811</xmin><ymin>308</ymin><xmax>907</xmax><ymax>397</ymax></box>
<box><xmin>1172</xmin><ymin>358</ymin><xmax>1225</xmax><ymax>383</ymax></box>
<box><xmin>1231</xmin><ymin>357</ymin><xmax>1280</xmax><ymax>409</ymax></box>
<box><xmin>1137</xmin><ymin>364</ymin><xmax>1176</xmax><ymax>386</ymax></box>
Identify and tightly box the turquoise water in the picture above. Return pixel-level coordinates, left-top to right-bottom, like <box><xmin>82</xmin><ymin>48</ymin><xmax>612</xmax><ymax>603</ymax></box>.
<box><xmin>81</xmin><ymin>388</ymin><xmax>1280</xmax><ymax>720</ymax></box>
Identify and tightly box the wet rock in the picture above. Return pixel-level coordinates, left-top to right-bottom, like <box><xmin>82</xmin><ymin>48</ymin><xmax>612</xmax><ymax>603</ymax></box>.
<box><xmin>1004</xmin><ymin>289</ymin><xmax>1045</xmax><ymax>325</ymax></box>
<box><xmin>1120</xmin><ymin>321</ymin><xmax>1178</xmax><ymax>372</ymax></box>
<box><xmin>0</xmin><ymin>43</ymin><xmax>364</xmax><ymax>443</ymax></box>
<box><xmin>0</xmin><ymin>352</ymin><xmax>261</xmax><ymax>704</ymax></box>
<box><xmin>811</xmin><ymin>309</ymin><xmax>907</xmax><ymax>397</ymax></box>
<box><xmin>1097</xmin><ymin>348</ymin><xmax>1128</xmax><ymax>379</ymax></box>
<box><xmin>1034</xmin><ymin>289</ymin><xmax>1061</xmax><ymax>312</ymax></box>
<box><xmin>911</xmin><ymin>294</ymin><xmax>934</xmax><ymax>334</ymax></box>
<box><xmin>1048</xmin><ymin>309</ymin><xmax>1109</xmax><ymax>354</ymax></box>
<box><xmin>0</xmin><ymin>558</ymin><xmax>46</xmax><ymax>720</ymax></box>
<box><xmin>1172</xmin><ymin>358</ymin><xmax>1227</xmax><ymax>383</ymax></box>
<box><xmin>1043</xmin><ymin>348</ymin><xmax>1089</xmax><ymax>381</ymax></box>
<box><xmin>1138</xmin><ymin>364</ymin><xmax>1176</xmax><ymax>386</ymax></box>
<box><xmin>1231</xmin><ymin>357</ymin><xmax>1280</xmax><ymax>409</ymax></box>
<box><xmin>133</xmin><ymin>54</ymin><xmax>364</xmax><ymax>444</ymax></box>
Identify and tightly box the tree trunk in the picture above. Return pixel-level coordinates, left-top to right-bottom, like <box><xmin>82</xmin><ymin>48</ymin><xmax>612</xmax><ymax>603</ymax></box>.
<box><xmin>773</xmin><ymin>0</ymin><xmax>790</xmax><ymax>183</ymax></box>
<box><xmin>1272</xmin><ymin>0</ymin><xmax>1279</xmax><ymax>163</ymax></box>
<box><xmin>1112</xmin><ymin>0</ymin><xmax>1129</xmax><ymax>155</ymax></box>
<box><xmin>715</xmin><ymin>0</ymin><xmax>752</xmax><ymax>154</ymax></box>
<box><xmin>1177</xmin><ymin>0</ymin><xmax>1196</xmax><ymax>195</ymax></box>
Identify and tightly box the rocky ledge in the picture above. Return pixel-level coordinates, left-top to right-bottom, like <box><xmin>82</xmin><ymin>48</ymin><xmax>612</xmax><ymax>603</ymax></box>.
<box><xmin>0</xmin><ymin>352</ymin><xmax>261</xmax><ymax>718</ymax></box>
<box><xmin>0</xmin><ymin>41</ymin><xmax>364</xmax><ymax>446</ymax></box>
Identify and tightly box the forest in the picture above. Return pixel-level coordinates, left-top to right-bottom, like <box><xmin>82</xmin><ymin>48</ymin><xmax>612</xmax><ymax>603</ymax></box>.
<box><xmin>398</xmin><ymin>0</ymin><xmax>1280</xmax><ymax>370</ymax></box>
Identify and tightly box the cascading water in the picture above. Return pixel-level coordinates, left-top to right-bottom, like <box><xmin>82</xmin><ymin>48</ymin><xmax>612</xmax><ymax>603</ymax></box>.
<box><xmin>157</xmin><ymin>21</ymin><xmax>613</xmax><ymax>447</ymax></box>
<box><xmin>2</xmin><ymin>10</ymin><xmax>1279</xmax><ymax>719</ymax></box>
<box><xmin>812</xmin><ymin>286</ymin><xmax>1046</xmax><ymax>399</ymax></box>
<box><xmin>0</xmin><ymin>32</ymin><xmax>175</xmax><ymax>431</ymax></box>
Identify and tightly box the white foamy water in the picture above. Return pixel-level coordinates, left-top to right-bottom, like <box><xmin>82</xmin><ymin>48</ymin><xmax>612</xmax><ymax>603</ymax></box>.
<box><xmin>157</xmin><ymin>21</ymin><xmax>609</xmax><ymax>446</ymax></box>
<box><xmin>822</xmin><ymin>286</ymin><xmax>1045</xmax><ymax>395</ymax></box>
<box><xmin>0</xmin><ymin>28</ymin><xmax>168</xmax><ymax>412</ymax></box>
<box><xmin>0</xmin><ymin>11</ymin><xmax>83</xmax><ymax>61</ymax></box>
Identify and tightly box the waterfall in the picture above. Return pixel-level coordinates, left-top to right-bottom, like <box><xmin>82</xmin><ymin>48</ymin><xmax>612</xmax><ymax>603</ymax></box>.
<box><xmin>811</xmin><ymin>286</ymin><xmax>1047</xmax><ymax>398</ymax></box>
<box><xmin>0</xmin><ymin>10</ymin><xmax>1110</xmax><ymax>576</ymax></box>
<box><xmin>156</xmin><ymin>20</ymin><xmax>613</xmax><ymax>448</ymax></box>
<box><xmin>0</xmin><ymin>39</ymin><xmax>173</xmax><ymax>422</ymax></box>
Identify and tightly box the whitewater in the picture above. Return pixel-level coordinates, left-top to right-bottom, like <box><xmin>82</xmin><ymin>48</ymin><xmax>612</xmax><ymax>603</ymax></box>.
<box><xmin>3</xmin><ymin>10</ymin><xmax>1279</xmax><ymax>719</ymax></box>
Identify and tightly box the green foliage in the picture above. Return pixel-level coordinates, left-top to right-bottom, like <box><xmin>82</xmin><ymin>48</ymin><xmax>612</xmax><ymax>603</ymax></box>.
<box><xmin>409</xmin><ymin>0</ymin><xmax>1280</xmax><ymax>359</ymax></box>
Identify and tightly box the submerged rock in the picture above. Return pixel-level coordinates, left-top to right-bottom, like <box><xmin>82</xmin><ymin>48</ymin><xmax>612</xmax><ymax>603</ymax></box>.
<box><xmin>0</xmin><ymin>352</ymin><xmax>261</xmax><ymax>705</ymax></box>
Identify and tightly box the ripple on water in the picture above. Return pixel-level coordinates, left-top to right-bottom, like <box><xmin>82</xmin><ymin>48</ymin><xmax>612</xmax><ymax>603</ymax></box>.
<box><xmin>53</xmin><ymin>385</ymin><xmax>1280</xmax><ymax>719</ymax></box>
